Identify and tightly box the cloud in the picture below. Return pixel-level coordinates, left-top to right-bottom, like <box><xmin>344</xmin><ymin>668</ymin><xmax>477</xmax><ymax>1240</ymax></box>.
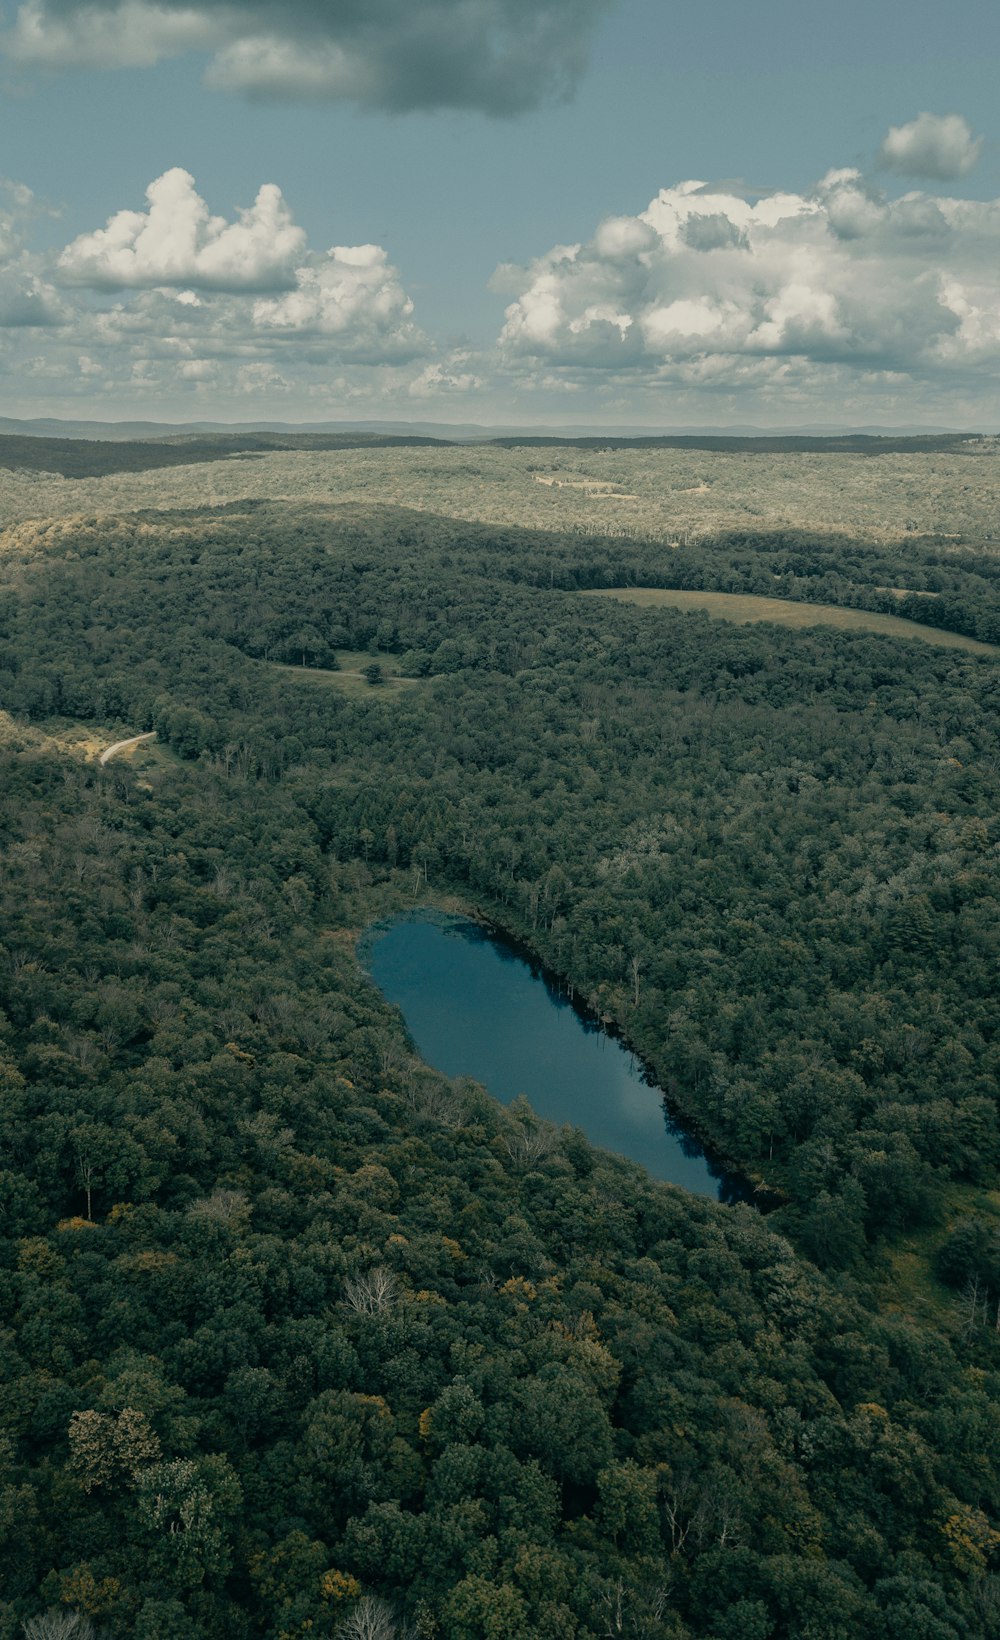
<box><xmin>80</xmin><ymin>256</ymin><xmax>423</xmax><ymax>367</ymax></box>
<box><xmin>408</xmin><ymin>352</ymin><xmax>482</xmax><ymax>397</ymax></box>
<box><xmin>7</xmin><ymin>0</ymin><xmax>218</xmax><ymax>66</ymax></box>
<box><xmin>58</xmin><ymin>168</ymin><xmax>306</xmax><ymax>292</ymax></box>
<box><xmin>496</xmin><ymin>167</ymin><xmax>1000</xmax><ymax>392</ymax></box>
<box><xmin>52</xmin><ymin>169</ymin><xmax>424</xmax><ymax>359</ymax></box>
<box><xmin>0</xmin><ymin>276</ymin><xmax>65</xmax><ymax>326</ymax></box>
<box><xmin>0</xmin><ymin>169</ymin><xmax>435</xmax><ymax>405</ymax></box>
<box><xmin>5</xmin><ymin>0</ymin><xmax>611</xmax><ymax>114</ymax></box>
<box><xmin>878</xmin><ymin>113</ymin><xmax>983</xmax><ymax>180</ymax></box>
<box><xmin>0</xmin><ymin>178</ymin><xmax>68</xmax><ymax>327</ymax></box>
<box><xmin>252</xmin><ymin>244</ymin><xmax>423</xmax><ymax>360</ymax></box>
<box><xmin>0</xmin><ymin>159</ymin><xmax>444</xmax><ymax>416</ymax></box>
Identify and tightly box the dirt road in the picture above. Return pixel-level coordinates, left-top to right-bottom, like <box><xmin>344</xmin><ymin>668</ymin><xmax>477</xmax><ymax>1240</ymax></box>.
<box><xmin>99</xmin><ymin>730</ymin><xmax>157</xmax><ymax>766</ymax></box>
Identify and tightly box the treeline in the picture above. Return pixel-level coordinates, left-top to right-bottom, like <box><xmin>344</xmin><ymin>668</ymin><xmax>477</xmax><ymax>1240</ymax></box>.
<box><xmin>0</xmin><ymin>434</ymin><xmax>451</xmax><ymax>481</ymax></box>
<box><xmin>0</xmin><ymin>743</ymin><xmax>998</xmax><ymax>1638</ymax></box>
<box><xmin>0</xmin><ymin>498</ymin><xmax>999</xmax><ymax>1631</ymax></box>
<box><xmin>491</xmin><ymin>433</ymin><xmax>987</xmax><ymax>455</ymax></box>
<box><xmin>500</xmin><ymin>522</ymin><xmax>1000</xmax><ymax>648</ymax></box>
<box><xmin>0</xmin><ymin>503</ymin><xmax>997</xmax><ymax>1239</ymax></box>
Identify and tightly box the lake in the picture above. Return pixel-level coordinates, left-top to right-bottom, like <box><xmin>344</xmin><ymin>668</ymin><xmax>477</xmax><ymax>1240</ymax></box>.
<box><xmin>361</xmin><ymin>910</ymin><xmax>746</xmax><ymax>1202</ymax></box>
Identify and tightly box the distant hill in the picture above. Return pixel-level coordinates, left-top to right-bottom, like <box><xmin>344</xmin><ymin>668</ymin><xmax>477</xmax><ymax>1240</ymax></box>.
<box><xmin>0</xmin><ymin>430</ymin><xmax>454</xmax><ymax>479</ymax></box>
<box><xmin>489</xmin><ymin>432</ymin><xmax>987</xmax><ymax>455</ymax></box>
<box><xmin>0</xmin><ymin>416</ymin><xmax>479</xmax><ymax>442</ymax></box>
<box><xmin>0</xmin><ymin>414</ymin><xmax>980</xmax><ymax>442</ymax></box>
<box><xmin>0</xmin><ymin>425</ymin><xmax>989</xmax><ymax>480</ymax></box>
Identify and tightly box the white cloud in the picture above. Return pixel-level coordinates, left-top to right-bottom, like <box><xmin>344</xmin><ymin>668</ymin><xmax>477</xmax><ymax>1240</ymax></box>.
<box><xmin>204</xmin><ymin>36</ymin><xmax>373</xmax><ymax>101</ymax></box>
<box><xmin>7</xmin><ymin>0</ymin><xmax>219</xmax><ymax>66</ymax></box>
<box><xmin>0</xmin><ymin>276</ymin><xmax>65</xmax><ymax>327</ymax></box>
<box><xmin>5</xmin><ymin>0</ymin><xmax>611</xmax><ymax>114</ymax></box>
<box><xmin>6</xmin><ymin>136</ymin><xmax>1000</xmax><ymax>427</ymax></box>
<box><xmin>0</xmin><ymin>179</ymin><xmax>68</xmax><ymax>327</ymax></box>
<box><xmin>878</xmin><ymin>113</ymin><xmax>983</xmax><ymax>180</ymax></box>
<box><xmin>252</xmin><ymin>244</ymin><xmax>422</xmax><ymax>358</ymax></box>
<box><xmin>408</xmin><ymin>352</ymin><xmax>482</xmax><ymax>397</ymax></box>
<box><xmin>496</xmin><ymin>166</ymin><xmax>1000</xmax><ymax>393</ymax></box>
<box><xmin>0</xmin><ymin>169</ymin><xmax>436</xmax><ymax>409</ymax></box>
<box><xmin>58</xmin><ymin>168</ymin><xmax>306</xmax><ymax>292</ymax></box>
<box><xmin>234</xmin><ymin>361</ymin><xmax>291</xmax><ymax>395</ymax></box>
<box><xmin>54</xmin><ymin>170</ymin><xmax>425</xmax><ymax>368</ymax></box>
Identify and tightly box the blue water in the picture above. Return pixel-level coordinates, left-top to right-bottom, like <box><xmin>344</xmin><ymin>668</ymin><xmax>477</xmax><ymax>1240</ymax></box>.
<box><xmin>362</xmin><ymin>910</ymin><xmax>744</xmax><ymax>1201</ymax></box>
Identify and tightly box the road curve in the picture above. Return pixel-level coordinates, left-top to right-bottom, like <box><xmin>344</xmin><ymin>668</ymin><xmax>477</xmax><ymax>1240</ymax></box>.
<box><xmin>99</xmin><ymin>730</ymin><xmax>157</xmax><ymax>767</ymax></box>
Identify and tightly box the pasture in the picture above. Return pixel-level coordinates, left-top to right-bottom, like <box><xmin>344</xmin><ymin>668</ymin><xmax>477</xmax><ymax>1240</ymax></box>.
<box><xmin>583</xmin><ymin>587</ymin><xmax>999</xmax><ymax>654</ymax></box>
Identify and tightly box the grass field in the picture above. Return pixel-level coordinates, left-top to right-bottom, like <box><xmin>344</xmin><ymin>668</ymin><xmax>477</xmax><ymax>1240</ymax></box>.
<box><xmin>582</xmin><ymin>587</ymin><xmax>999</xmax><ymax>655</ymax></box>
<box><xmin>882</xmin><ymin>1181</ymin><xmax>1000</xmax><ymax>1334</ymax></box>
<box><xmin>271</xmin><ymin>652</ymin><xmax>424</xmax><ymax>699</ymax></box>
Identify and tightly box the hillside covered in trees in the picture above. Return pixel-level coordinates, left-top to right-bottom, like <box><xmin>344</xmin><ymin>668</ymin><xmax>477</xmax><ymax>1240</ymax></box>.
<box><xmin>0</xmin><ymin>491</ymin><xmax>999</xmax><ymax>1637</ymax></box>
<box><xmin>2</xmin><ymin>439</ymin><xmax>998</xmax><ymax>550</ymax></box>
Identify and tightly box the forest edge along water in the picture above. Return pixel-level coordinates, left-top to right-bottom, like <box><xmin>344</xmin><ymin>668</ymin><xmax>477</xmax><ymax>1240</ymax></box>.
<box><xmin>360</xmin><ymin>908</ymin><xmax>754</xmax><ymax>1205</ymax></box>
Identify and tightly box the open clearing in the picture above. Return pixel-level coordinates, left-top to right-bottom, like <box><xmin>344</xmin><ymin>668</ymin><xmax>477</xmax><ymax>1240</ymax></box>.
<box><xmin>583</xmin><ymin>587</ymin><xmax>999</xmax><ymax>654</ymax></box>
<box><xmin>270</xmin><ymin>651</ymin><xmax>424</xmax><ymax>700</ymax></box>
<box><xmin>99</xmin><ymin>729</ymin><xmax>157</xmax><ymax>765</ymax></box>
<box><xmin>0</xmin><ymin>714</ymin><xmax>179</xmax><ymax>773</ymax></box>
<box><xmin>883</xmin><ymin>1181</ymin><xmax>1000</xmax><ymax>1334</ymax></box>
<box><xmin>533</xmin><ymin>474</ymin><xmax>638</xmax><ymax>499</ymax></box>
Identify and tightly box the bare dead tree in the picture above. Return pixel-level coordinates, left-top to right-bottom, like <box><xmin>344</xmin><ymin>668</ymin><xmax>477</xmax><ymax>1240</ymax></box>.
<box><xmin>75</xmin><ymin>1148</ymin><xmax>96</xmax><ymax>1221</ymax></box>
<box><xmin>600</xmin><ymin>1575</ymin><xmax>673</xmax><ymax>1638</ymax></box>
<box><xmin>503</xmin><ymin>1123</ymin><xmax>559</xmax><ymax>1167</ymax></box>
<box><xmin>23</xmin><ymin>1614</ymin><xmax>96</xmax><ymax>1640</ymax></box>
<box><xmin>959</xmin><ymin>1274</ymin><xmax>987</xmax><ymax>1342</ymax></box>
<box><xmin>401</xmin><ymin>1068</ymin><xmax>471</xmax><ymax>1129</ymax></box>
<box><xmin>338</xmin><ymin>1597</ymin><xmax>398</xmax><ymax>1640</ymax></box>
<box><xmin>344</xmin><ymin>1266</ymin><xmax>400</xmax><ymax>1318</ymax></box>
<box><xmin>661</xmin><ymin>1466</ymin><xmax>710</xmax><ymax>1556</ymax></box>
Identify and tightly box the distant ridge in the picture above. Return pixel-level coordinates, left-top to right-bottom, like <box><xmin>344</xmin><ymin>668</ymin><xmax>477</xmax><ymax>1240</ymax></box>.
<box><xmin>0</xmin><ymin>430</ymin><xmax>452</xmax><ymax>479</ymax></box>
<box><xmin>0</xmin><ymin>425</ymin><xmax>990</xmax><ymax>480</ymax></box>
<box><xmin>0</xmin><ymin>414</ymin><xmax>979</xmax><ymax>442</ymax></box>
<box><xmin>489</xmin><ymin>432</ymin><xmax>988</xmax><ymax>456</ymax></box>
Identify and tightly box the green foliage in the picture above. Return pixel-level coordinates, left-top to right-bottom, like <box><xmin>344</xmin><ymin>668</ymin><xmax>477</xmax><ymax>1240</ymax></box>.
<box><xmin>0</xmin><ymin>430</ymin><xmax>451</xmax><ymax>479</ymax></box>
<box><xmin>0</xmin><ymin>496</ymin><xmax>999</xmax><ymax>1636</ymax></box>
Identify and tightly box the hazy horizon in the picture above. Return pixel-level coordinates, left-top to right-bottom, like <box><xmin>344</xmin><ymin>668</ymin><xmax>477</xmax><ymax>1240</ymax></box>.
<box><xmin>2</xmin><ymin>0</ymin><xmax>999</xmax><ymax>429</ymax></box>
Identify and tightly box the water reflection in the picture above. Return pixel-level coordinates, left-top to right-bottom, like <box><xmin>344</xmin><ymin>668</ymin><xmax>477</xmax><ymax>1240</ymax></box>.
<box><xmin>361</xmin><ymin>910</ymin><xmax>748</xmax><ymax>1203</ymax></box>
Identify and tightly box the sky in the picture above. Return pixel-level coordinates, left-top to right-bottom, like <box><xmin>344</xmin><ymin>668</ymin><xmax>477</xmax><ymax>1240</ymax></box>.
<box><xmin>2</xmin><ymin>0</ymin><xmax>1000</xmax><ymax>429</ymax></box>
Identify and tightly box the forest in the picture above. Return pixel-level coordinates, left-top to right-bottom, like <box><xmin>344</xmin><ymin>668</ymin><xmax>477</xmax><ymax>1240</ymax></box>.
<box><xmin>0</xmin><ymin>479</ymin><xmax>999</xmax><ymax>1637</ymax></box>
<box><xmin>2</xmin><ymin>438</ymin><xmax>998</xmax><ymax>549</ymax></box>
<box><xmin>0</xmin><ymin>432</ymin><xmax>986</xmax><ymax>483</ymax></box>
<box><xmin>0</xmin><ymin>434</ymin><xmax>451</xmax><ymax>482</ymax></box>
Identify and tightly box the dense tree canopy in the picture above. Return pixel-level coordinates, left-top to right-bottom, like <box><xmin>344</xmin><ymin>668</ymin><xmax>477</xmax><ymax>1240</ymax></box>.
<box><xmin>0</xmin><ymin>499</ymin><xmax>998</xmax><ymax>1636</ymax></box>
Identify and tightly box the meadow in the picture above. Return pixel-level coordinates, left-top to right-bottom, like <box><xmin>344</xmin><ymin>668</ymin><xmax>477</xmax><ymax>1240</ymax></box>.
<box><xmin>584</xmin><ymin>586</ymin><xmax>1000</xmax><ymax>654</ymax></box>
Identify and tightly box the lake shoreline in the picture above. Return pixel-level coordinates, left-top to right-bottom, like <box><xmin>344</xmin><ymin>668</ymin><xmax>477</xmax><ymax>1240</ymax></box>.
<box><xmin>360</xmin><ymin>901</ymin><xmax>780</xmax><ymax>1210</ymax></box>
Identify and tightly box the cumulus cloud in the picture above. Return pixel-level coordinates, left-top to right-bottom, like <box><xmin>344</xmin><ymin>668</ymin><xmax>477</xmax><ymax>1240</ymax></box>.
<box><xmin>5</xmin><ymin>0</ymin><xmax>611</xmax><ymax>114</ymax></box>
<box><xmin>0</xmin><ymin>276</ymin><xmax>66</xmax><ymax>326</ymax></box>
<box><xmin>408</xmin><ymin>352</ymin><xmax>482</xmax><ymax>397</ymax></box>
<box><xmin>253</xmin><ymin>244</ymin><xmax>423</xmax><ymax>359</ymax></box>
<box><xmin>0</xmin><ymin>178</ymin><xmax>68</xmax><ymax>328</ymax></box>
<box><xmin>0</xmin><ymin>167</ymin><xmax>439</xmax><ymax>408</ymax></box>
<box><xmin>496</xmin><ymin>167</ymin><xmax>1000</xmax><ymax>391</ymax></box>
<box><xmin>0</xmin><ymin>157</ymin><xmax>449</xmax><ymax>417</ymax></box>
<box><xmin>878</xmin><ymin>113</ymin><xmax>983</xmax><ymax>180</ymax></box>
<box><xmin>58</xmin><ymin>169</ymin><xmax>306</xmax><ymax>292</ymax></box>
<box><xmin>7</xmin><ymin>0</ymin><xmax>218</xmax><ymax>66</ymax></box>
